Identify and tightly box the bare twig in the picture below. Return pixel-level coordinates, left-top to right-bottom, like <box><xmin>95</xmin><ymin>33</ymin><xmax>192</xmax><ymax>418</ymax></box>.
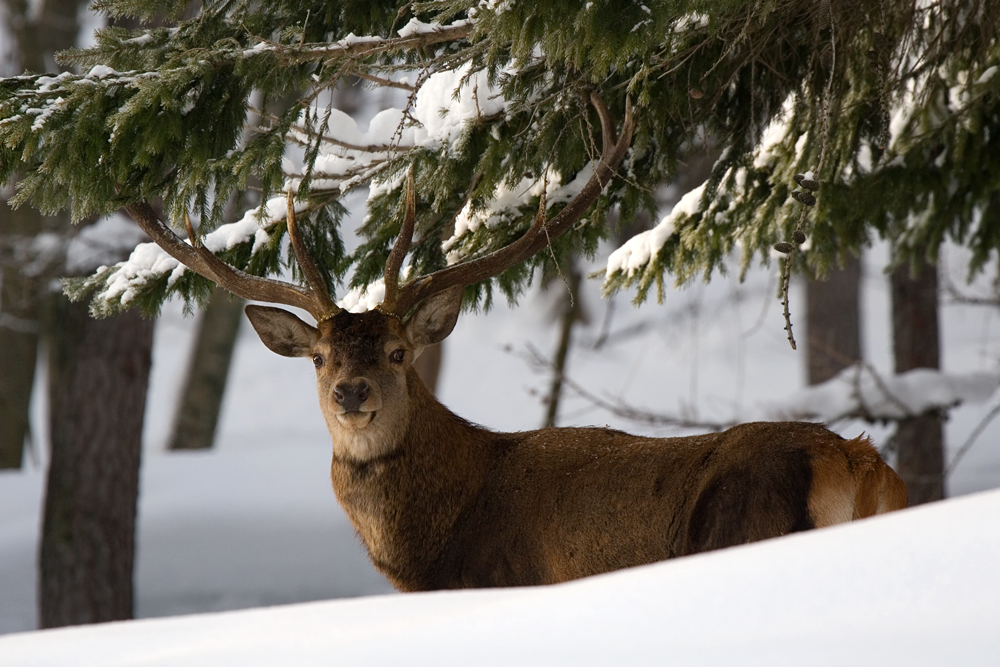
<box><xmin>354</xmin><ymin>70</ymin><xmax>416</xmax><ymax>91</ymax></box>
<box><xmin>521</xmin><ymin>343</ymin><xmax>733</xmax><ymax>432</ymax></box>
<box><xmin>946</xmin><ymin>400</ymin><xmax>1000</xmax><ymax>477</ymax></box>
<box><xmin>779</xmin><ymin>255</ymin><xmax>796</xmax><ymax>349</ymax></box>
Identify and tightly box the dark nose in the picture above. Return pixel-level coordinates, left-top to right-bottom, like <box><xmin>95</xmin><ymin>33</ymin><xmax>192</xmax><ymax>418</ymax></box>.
<box><xmin>334</xmin><ymin>381</ymin><xmax>370</xmax><ymax>412</ymax></box>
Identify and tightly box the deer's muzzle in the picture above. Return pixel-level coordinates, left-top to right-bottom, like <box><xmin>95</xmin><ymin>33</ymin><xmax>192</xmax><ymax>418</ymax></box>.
<box><xmin>334</xmin><ymin>380</ymin><xmax>371</xmax><ymax>413</ymax></box>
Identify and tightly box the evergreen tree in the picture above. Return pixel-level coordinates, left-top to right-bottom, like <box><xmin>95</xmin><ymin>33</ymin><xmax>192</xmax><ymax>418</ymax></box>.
<box><xmin>0</xmin><ymin>0</ymin><xmax>996</xmax><ymax>320</ymax></box>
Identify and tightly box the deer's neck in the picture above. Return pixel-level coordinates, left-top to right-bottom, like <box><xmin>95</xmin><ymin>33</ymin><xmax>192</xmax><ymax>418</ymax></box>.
<box><xmin>328</xmin><ymin>369</ymin><xmax>495</xmax><ymax>589</ymax></box>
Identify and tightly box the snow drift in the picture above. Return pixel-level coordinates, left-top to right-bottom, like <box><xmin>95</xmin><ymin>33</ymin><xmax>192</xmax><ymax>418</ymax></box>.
<box><xmin>1</xmin><ymin>487</ymin><xmax>997</xmax><ymax>667</ymax></box>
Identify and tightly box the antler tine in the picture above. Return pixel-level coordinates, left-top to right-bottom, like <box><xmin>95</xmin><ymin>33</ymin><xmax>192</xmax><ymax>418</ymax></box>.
<box><xmin>125</xmin><ymin>202</ymin><xmax>322</xmax><ymax>318</ymax></box>
<box><xmin>392</xmin><ymin>93</ymin><xmax>636</xmax><ymax>316</ymax></box>
<box><xmin>285</xmin><ymin>190</ymin><xmax>341</xmax><ymax>320</ymax></box>
<box><xmin>380</xmin><ymin>168</ymin><xmax>416</xmax><ymax>315</ymax></box>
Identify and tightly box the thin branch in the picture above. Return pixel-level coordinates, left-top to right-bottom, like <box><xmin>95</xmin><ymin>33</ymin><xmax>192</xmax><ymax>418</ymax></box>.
<box><xmin>249</xmin><ymin>107</ymin><xmax>407</xmax><ymax>154</ymax></box>
<box><xmin>248</xmin><ymin>21</ymin><xmax>474</xmax><ymax>67</ymax></box>
<box><xmin>946</xmin><ymin>400</ymin><xmax>1000</xmax><ymax>477</ymax></box>
<box><xmin>522</xmin><ymin>343</ymin><xmax>733</xmax><ymax>432</ymax></box>
<box><xmin>355</xmin><ymin>70</ymin><xmax>416</xmax><ymax>91</ymax></box>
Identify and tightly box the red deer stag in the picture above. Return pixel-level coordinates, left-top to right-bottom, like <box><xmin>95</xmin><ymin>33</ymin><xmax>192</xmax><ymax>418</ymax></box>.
<box><xmin>125</xmin><ymin>94</ymin><xmax>907</xmax><ymax>591</ymax></box>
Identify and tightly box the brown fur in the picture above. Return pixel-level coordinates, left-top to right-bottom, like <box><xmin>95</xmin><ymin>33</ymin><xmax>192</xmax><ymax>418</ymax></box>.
<box><xmin>245</xmin><ymin>295</ymin><xmax>908</xmax><ymax>591</ymax></box>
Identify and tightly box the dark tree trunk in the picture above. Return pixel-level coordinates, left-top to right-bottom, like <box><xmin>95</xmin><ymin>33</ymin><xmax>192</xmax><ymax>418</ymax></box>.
<box><xmin>39</xmin><ymin>298</ymin><xmax>154</xmax><ymax>628</ymax></box>
<box><xmin>0</xmin><ymin>321</ymin><xmax>36</xmax><ymax>469</ymax></box>
<box><xmin>0</xmin><ymin>0</ymin><xmax>85</xmax><ymax>468</ymax></box>
<box><xmin>0</xmin><ymin>219</ymin><xmax>39</xmax><ymax>468</ymax></box>
<box><xmin>168</xmin><ymin>287</ymin><xmax>244</xmax><ymax>450</ymax></box>
<box><xmin>544</xmin><ymin>266</ymin><xmax>583</xmax><ymax>428</ymax></box>
<box><xmin>891</xmin><ymin>252</ymin><xmax>944</xmax><ymax>505</ymax></box>
<box><xmin>805</xmin><ymin>255</ymin><xmax>862</xmax><ymax>385</ymax></box>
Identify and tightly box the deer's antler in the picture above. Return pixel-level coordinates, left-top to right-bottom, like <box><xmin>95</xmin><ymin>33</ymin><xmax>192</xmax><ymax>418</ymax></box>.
<box><xmin>380</xmin><ymin>92</ymin><xmax>635</xmax><ymax>318</ymax></box>
<box><xmin>125</xmin><ymin>200</ymin><xmax>342</xmax><ymax>321</ymax></box>
<box><xmin>380</xmin><ymin>168</ymin><xmax>416</xmax><ymax>315</ymax></box>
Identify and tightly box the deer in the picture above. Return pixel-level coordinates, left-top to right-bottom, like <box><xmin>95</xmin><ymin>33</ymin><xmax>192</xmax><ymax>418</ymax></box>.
<box><xmin>124</xmin><ymin>93</ymin><xmax>907</xmax><ymax>591</ymax></box>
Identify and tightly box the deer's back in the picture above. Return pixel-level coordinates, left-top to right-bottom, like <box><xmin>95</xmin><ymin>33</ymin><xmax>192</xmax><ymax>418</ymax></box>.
<box><xmin>431</xmin><ymin>421</ymin><xmax>904</xmax><ymax>588</ymax></box>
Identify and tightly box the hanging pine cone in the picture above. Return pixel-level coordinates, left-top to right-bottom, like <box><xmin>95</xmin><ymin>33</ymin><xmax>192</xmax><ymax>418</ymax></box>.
<box><xmin>793</xmin><ymin>173</ymin><xmax>820</xmax><ymax>191</ymax></box>
<box><xmin>791</xmin><ymin>190</ymin><xmax>817</xmax><ymax>206</ymax></box>
<box><xmin>773</xmin><ymin>242</ymin><xmax>795</xmax><ymax>254</ymax></box>
<box><xmin>792</xmin><ymin>230</ymin><xmax>807</xmax><ymax>245</ymax></box>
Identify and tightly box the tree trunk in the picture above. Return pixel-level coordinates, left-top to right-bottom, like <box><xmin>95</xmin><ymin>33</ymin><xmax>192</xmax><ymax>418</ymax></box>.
<box><xmin>39</xmin><ymin>298</ymin><xmax>153</xmax><ymax>628</ymax></box>
<box><xmin>0</xmin><ymin>227</ymin><xmax>40</xmax><ymax>468</ymax></box>
<box><xmin>168</xmin><ymin>287</ymin><xmax>244</xmax><ymax>450</ymax></box>
<box><xmin>0</xmin><ymin>321</ymin><xmax>36</xmax><ymax>469</ymax></box>
<box><xmin>890</xmin><ymin>251</ymin><xmax>944</xmax><ymax>505</ymax></box>
<box><xmin>805</xmin><ymin>255</ymin><xmax>862</xmax><ymax>385</ymax></box>
<box><xmin>0</xmin><ymin>0</ymin><xmax>91</xmax><ymax>469</ymax></box>
<box><xmin>544</xmin><ymin>266</ymin><xmax>583</xmax><ymax>428</ymax></box>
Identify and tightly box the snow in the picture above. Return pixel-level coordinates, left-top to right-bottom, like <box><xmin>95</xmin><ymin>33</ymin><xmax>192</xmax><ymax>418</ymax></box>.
<box><xmin>124</xmin><ymin>34</ymin><xmax>154</xmax><ymax>46</ymax></box>
<box><xmin>752</xmin><ymin>94</ymin><xmax>795</xmax><ymax>170</ymax></box>
<box><xmin>85</xmin><ymin>65</ymin><xmax>115</xmax><ymax>80</ymax></box>
<box><xmin>411</xmin><ymin>63</ymin><xmax>507</xmax><ymax>152</ymax></box>
<box><xmin>604</xmin><ymin>183</ymin><xmax>702</xmax><ymax>278</ymax></box>
<box><xmin>774</xmin><ymin>365</ymin><xmax>1000</xmax><ymax>422</ymax></box>
<box><xmin>396</xmin><ymin>18</ymin><xmax>473</xmax><ymax>39</ymax></box>
<box><xmin>27</xmin><ymin>96</ymin><xmax>65</xmax><ymax>131</ymax></box>
<box><xmin>337</xmin><ymin>278</ymin><xmax>386</xmax><ymax>313</ymax></box>
<box><xmin>443</xmin><ymin>166</ymin><xmax>594</xmax><ymax>264</ymax></box>
<box><xmin>101</xmin><ymin>242</ymin><xmax>182</xmax><ymax>305</ymax></box>
<box><xmin>1</xmin><ymin>488</ymin><xmax>997</xmax><ymax>666</ymax></box>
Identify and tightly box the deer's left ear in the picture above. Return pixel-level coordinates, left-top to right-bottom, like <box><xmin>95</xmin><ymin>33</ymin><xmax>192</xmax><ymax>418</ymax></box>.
<box><xmin>405</xmin><ymin>286</ymin><xmax>463</xmax><ymax>349</ymax></box>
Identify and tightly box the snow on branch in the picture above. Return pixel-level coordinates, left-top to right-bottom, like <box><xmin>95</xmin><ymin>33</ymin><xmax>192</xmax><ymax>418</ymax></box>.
<box><xmin>601</xmin><ymin>94</ymin><xmax>799</xmax><ymax>296</ymax></box>
<box><xmin>771</xmin><ymin>364</ymin><xmax>1000</xmax><ymax>423</ymax></box>
<box><xmin>241</xmin><ymin>19</ymin><xmax>474</xmax><ymax>65</ymax></box>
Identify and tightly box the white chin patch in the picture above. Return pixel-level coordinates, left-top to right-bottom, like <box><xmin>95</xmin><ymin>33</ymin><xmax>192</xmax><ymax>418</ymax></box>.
<box><xmin>336</xmin><ymin>412</ymin><xmax>375</xmax><ymax>429</ymax></box>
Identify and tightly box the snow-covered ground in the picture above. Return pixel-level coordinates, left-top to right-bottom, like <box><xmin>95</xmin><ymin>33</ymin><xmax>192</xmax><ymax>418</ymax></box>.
<box><xmin>1</xmin><ymin>233</ymin><xmax>999</xmax><ymax>648</ymax></box>
<box><xmin>1</xmin><ymin>486</ymin><xmax>997</xmax><ymax>666</ymax></box>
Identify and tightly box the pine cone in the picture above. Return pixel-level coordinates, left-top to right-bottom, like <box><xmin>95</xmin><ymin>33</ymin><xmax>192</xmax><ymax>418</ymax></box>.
<box><xmin>773</xmin><ymin>242</ymin><xmax>795</xmax><ymax>254</ymax></box>
<box><xmin>791</xmin><ymin>190</ymin><xmax>817</xmax><ymax>207</ymax></box>
<box><xmin>793</xmin><ymin>173</ymin><xmax>820</xmax><ymax>191</ymax></box>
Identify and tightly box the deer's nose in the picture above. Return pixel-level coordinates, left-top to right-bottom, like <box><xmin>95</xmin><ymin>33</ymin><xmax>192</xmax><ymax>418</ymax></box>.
<box><xmin>334</xmin><ymin>381</ymin><xmax>370</xmax><ymax>412</ymax></box>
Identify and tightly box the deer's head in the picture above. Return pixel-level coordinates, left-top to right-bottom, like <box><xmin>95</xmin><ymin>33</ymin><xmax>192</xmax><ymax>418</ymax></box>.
<box><xmin>244</xmin><ymin>286</ymin><xmax>462</xmax><ymax>460</ymax></box>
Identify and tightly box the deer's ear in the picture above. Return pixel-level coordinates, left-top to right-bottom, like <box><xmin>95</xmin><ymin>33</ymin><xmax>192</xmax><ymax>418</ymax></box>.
<box><xmin>405</xmin><ymin>286</ymin><xmax>463</xmax><ymax>348</ymax></box>
<box><xmin>245</xmin><ymin>305</ymin><xmax>318</xmax><ymax>357</ymax></box>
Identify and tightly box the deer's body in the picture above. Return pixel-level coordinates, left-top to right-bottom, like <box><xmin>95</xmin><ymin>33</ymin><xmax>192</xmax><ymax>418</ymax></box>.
<box><xmin>134</xmin><ymin>95</ymin><xmax>907</xmax><ymax>592</ymax></box>
<box><xmin>248</xmin><ymin>303</ymin><xmax>908</xmax><ymax>591</ymax></box>
<box><xmin>332</xmin><ymin>371</ymin><xmax>905</xmax><ymax>590</ymax></box>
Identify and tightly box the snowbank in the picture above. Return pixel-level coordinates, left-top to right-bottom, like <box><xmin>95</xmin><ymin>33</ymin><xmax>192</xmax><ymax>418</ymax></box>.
<box><xmin>2</xmin><ymin>488</ymin><xmax>997</xmax><ymax>666</ymax></box>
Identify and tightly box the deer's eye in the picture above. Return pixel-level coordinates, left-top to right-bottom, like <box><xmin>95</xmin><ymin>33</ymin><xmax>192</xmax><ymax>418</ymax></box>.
<box><xmin>390</xmin><ymin>348</ymin><xmax>405</xmax><ymax>364</ymax></box>
<box><xmin>312</xmin><ymin>354</ymin><xmax>324</xmax><ymax>369</ymax></box>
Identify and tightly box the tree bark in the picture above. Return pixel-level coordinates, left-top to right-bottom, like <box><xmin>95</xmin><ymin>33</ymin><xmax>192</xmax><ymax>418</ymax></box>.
<box><xmin>0</xmin><ymin>215</ymin><xmax>40</xmax><ymax>468</ymax></box>
<box><xmin>39</xmin><ymin>299</ymin><xmax>153</xmax><ymax>628</ymax></box>
<box><xmin>544</xmin><ymin>266</ymin><xmax>583</xmax><ymax>428</ymax></box>
<box><xmin>891</xmin><ymin>251</ymin><xmax>944</xmax><ymax>505</ymax></box>
<box><xmin>805</xmin><ymin>255</ymin><xmax>862</xmax><ymax>385</ymax></box>
<box><xmin>168</xmin><ymin>287</ymin><xmax>244</xmax><ymax>450</ymax></box>
<box><xmin>0</xmin><ymin>0</ymin><xmax>86</xmax><ymax>468</ymax></box>
<box><xmin>0</xmin><ymin>319</ymin><xmax>36</xmax><ymax>468</ymax></box>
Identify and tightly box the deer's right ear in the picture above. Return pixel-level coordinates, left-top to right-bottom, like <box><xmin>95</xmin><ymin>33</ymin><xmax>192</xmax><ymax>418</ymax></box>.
<box><xmin>245</xmin><ymin>305</ymin><xmax>318</xmax><ymax>357</ymax></box>
<box><xmin>405</xmin><ymin>285</ymin><xmax>463</xmax><ymax>348</ymax></box>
